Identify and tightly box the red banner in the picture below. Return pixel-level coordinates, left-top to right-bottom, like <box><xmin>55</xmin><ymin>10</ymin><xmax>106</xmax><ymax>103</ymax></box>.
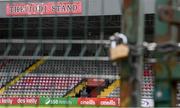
<box><xmin>0</xmin><ymin>97</ymin><xmax>120</xmax><ymax>106</ymax></box>
<box><xmin>6</xmin><ymin>1</ymin><xmax>82</xmax><ymax>16</ymax></box>
<box><xmin>0</xmin><ymin>97</ymin><xmax>39</xmax><ymax>105</ymax></box>
<box><xmin>78</xmin><ymin>98</ymin><xmax>120</xmax><ymax>107</ymax></box>
<box><xmin>78</xmin><ymin>98</ymin><xmax>97</xmax><ymax>106</ymax></box>
<box><xmin>98</xmin><ymin>98</ymin><xmax>120</xmax><ymax>106</ymax></box>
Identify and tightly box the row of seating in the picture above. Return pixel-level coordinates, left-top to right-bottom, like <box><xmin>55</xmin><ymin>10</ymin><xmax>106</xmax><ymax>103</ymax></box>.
<box><xmin>0</xmin><ymin>59</ymin><xmax>119</xmax><ymax>98</ymax></box>
<box><xmin>33</xmin><ymin>60</ymin><xmax>118</xmax><ymax>75</ymax></box>
<box><xmin>0</xmin><ymin>59</ymin><xmax>35</xmax><ymax>88</ymax></box>
<box><xmin>2</xmin><ymin>75</ymin><xmax>82</xmax><ymax>97</ymax></box>
<box><xmin>10</xmin><ymin>85</ymin><xmax>72</xmax><ymax>89</ymax></box>
<box><xmin>3</xmin><ymin>91</ymin><xmax>67</xmax><ymax>97</ymax></box>
<box><xmin>108</xmin><ymin>87</ymin><xmax>120</xmax><ymax>98</ymax></box>
<box><xmin>20</xmin><ymin>76</ymin><xmax>81</xmax><ymax>80</ymax></box>
<box><xmin>142</xmin><ymin>63</ymin><xmax>154</xmax><ymax>99</ymax></box>
<box><xmin>0</xmin><ymin>59</ymin><xmax>118</xmax><ymax>77</ymax></box>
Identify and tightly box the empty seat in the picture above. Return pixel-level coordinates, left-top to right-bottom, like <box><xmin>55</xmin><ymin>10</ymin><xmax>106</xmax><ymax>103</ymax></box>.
<box><xmin>0</xmin><ymin>59</ymin><xmax>35</xmax><ymax>88</ymax></box>
<box><xmin>32</xmin><ymin>60</ymin><xmax>118</xmax><ymax>75</ymax></box>
<box><xmin>108</xmin><ymin>87</ymin><xmax>120</xmax><ymax>98</ymax></box>
<box><xmin>1</xmin><ymin>75</ymin><xmax>82</xmax><ymax>97</ymax></box>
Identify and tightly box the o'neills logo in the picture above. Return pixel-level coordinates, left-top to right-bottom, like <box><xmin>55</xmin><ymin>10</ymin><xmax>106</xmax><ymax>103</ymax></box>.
<box><xmin>80</xmin><ymin>100</ymin><xmax>96</xmax><ymax>105</ymax></box>
<box><xmin>6</xmin><ymin>1</ymin><xmax>82</xmax><ymax>16</ymax></box>
<box><xmin>78</xmin><ymin>98</ymin><xmax>96</xmax><ymax>105</ymax></box>
<box><xmin>99</xmin><ymin>100</ymin><xmax>116</xmax><ymax>106</ymax></box>
<box><xmin>77</xmin><ymin>98</ymin><xmax>120</xmax><ymax>106</ymax></box>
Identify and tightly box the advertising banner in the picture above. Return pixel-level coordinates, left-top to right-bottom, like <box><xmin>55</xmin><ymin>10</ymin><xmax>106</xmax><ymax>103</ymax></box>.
<box><xmin>0</xmin><ymin>97</ymin><xmax>39</xmax><ymax>105</ymax></box>
<box><xmin>6</xmin><ymin>1</ymin><xmax>82</xmax><ymax>16</ymax></box>
<box><xmin>98</xmin><ymin>98</ymin><xmax>120</xmax><ymax>106</ymax></box>
<box><xmin>78</xmin><ymin>98</ymin><xmax>120</xmax><ymax>107</ymax></box>
<box><xmin>40</xmin><ymin>97</ymin><xmax>78</xmax><ymax>105</ymax></box>
<box><xmin>0</xmin><ymin>97</ymin><xmax>120</xmax><ymax>106</ymax></box>
<box><xmin>78</xmin><ymin>98</ymin><xmax>97</xmax><ymax>106</ymax></box>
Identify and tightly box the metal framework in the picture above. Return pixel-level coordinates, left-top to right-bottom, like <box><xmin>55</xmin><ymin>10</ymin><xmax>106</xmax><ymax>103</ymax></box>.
<box><xmin>120</xmin><ymin>0</ymin><xmax>144</xmax><ymax>107</ymax></box>
<box><xmin>154</xmin><ymin>0</ymin><xmax>180</xmax><ymax>107</ymax></box>
<box><xmin>0</xmin><ymin>14</ymin><xmax>154</xmax><ymax>61</ymax></box>
<box><xmin>0</xmin><ymin>0</ymin><xmax>157</xmax><ymax>107</ymax></box>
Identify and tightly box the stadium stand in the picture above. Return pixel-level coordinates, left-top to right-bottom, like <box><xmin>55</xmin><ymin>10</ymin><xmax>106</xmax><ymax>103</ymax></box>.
<box><xmin>0</xmin><ymin>59</ymin><xmax>118</xmax><ymax>98</ymax></box>
<box><xmin>108</xmin><ymin>87</ymin><xmax>120</xmax><ymax>98</ymax></box>
<box><xmin>32</xmin><ymin>60</ymin><xmax>118</xmax><ymax>75</ymax></box>
<box><xmin>2</xmin><ymin>75</ymin><xmax>82</xmax><ymax>98</ymax></box>
<box><xmin>0</xmin><ymin>59</ymin><xmax>35</xmax><ymax>88</ymax></box>
<box><xmin>98</xmin><ymin>80</ymin><xmax>120</xmax><ymax>98</ymax></box>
